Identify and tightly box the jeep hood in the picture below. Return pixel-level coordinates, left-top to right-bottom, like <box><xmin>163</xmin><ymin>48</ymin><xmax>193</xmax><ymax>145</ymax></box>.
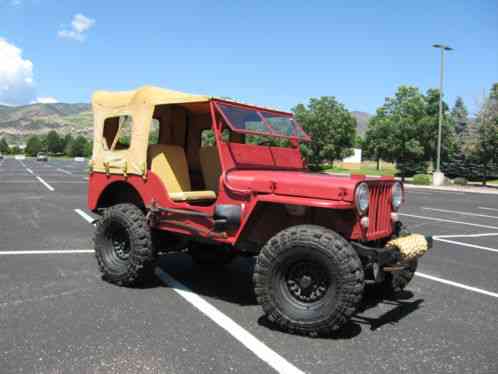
<box><xmin>225</xmin><ymin>170</ymin><xmax>365</xmax><ymax>202</ymax></box>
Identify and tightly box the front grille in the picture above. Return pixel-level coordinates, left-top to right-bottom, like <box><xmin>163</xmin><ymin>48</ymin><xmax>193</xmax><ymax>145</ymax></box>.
<box><xmin>367</xmin><ymin>182</ymin><xmax>393</xmax><ymax>240</ymax></box>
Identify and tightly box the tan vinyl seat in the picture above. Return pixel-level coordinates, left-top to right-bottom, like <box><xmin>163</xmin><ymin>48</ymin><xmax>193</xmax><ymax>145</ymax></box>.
<box><xmin>199</xmin><ymin>146</ymin><xmax>222</xmax><ymax>192</ymax></box>
<box><xmin>148</xmin><ymin>144</ymin><xmax>216</xmax><ymax>202</ymax></box>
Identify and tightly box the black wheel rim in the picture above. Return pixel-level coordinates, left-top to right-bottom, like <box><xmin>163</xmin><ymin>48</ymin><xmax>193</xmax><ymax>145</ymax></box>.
<box><xmin>284</xmin><ymin>260</ymin><xmax>331</xmax><ymax>305</ymax></box>
<box><xmin>102</xmin><ymin>221</ymin><xmax>131</xmax><ymax>267</ymax></box>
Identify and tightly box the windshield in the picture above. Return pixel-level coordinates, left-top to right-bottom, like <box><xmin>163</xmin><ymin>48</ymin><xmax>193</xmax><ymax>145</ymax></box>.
<box><xmin>216</xmin><ymin>102</ymin><xmax>309</xmax><ymax>140</ymax></box>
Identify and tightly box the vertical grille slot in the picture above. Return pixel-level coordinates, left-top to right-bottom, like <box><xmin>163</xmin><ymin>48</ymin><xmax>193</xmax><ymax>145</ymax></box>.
<box><xmin>367</xmin><ymin>182</ymin><xmax>392</xmax><ymax>240</ymax></box>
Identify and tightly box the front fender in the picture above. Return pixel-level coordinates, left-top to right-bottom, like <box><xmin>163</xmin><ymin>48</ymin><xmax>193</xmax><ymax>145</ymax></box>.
<box><xmin>232</xmin><ymin>194</ymin><xmax>354</xmax><ymax>245</ymax></box>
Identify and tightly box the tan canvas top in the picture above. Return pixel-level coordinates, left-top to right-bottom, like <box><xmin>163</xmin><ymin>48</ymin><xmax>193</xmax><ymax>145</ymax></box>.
<box><xmin>89</xmin><ymin>85</ymin><xmax>293</xmax><ymax>178</ymax></box>
<box><xmin>92</xmin><ymin>85</ymin><xmax>210</xmax><ymax>110</ymax></box>
<box><xmin>91</xmin><ymin>86</ymin><xmax>210</xmax><ymax>177</ymax></box>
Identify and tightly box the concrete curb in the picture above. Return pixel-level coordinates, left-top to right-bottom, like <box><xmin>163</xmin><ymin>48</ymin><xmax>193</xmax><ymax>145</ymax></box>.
<box><xmin>404</xmin><ymin>184</ymin><xmax>498</xmax><ymax>195</ymax></box>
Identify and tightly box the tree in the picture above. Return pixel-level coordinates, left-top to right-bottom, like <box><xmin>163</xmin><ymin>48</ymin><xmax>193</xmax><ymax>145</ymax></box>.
<box><xmin>364</xmin><ymin>86</ymin><xmax>456</xmax><ymax>178</ymax></box>
<box><xmin>85</xmin><ymin>140</ymin><xmax>93</xmax><ymax>158</ymax></box>
<box><xmin>475</xmin><ymin>84</ymin><xmax>498</xmax><ymax>185</ymax></box>
<box><xmin>25</xmin><ymin>135</ymin><xmax>43</xmax><ymax>156</ymax></box>
<box><xmin>46</xmin><ymin>130</ymin><xmax>63</xmax><ymax>154</ymax></box>
<box><xmin>419</xmin><ymin>88</ymin><xmax>456</xmax><ymax>169</ymax></box>
<box><xmin>363</xmin><ymin>118</ymin><xmax>394</xmax><ymax>170</ymax></box>
<box><xmin>491</xmin><ymin>83</ymin><xmax>498</xmax><ymax>100</ymax></box>
<box><xmin>39</xmin><ymin>134</ymin><xmax>48</xmax><ymax>153</ymax></box>
<box><xmin>11</xmin><ymin>145</ymin><xmax>22</xmax><ymax>155</ymax></box>
<box><xmin>68</xmin><ymin>135</ymin><xmax>89</xmax><ymax>157</ymax></box>
<box><xmin>451</xmin><ymin>97</ymin><xmax>469</xmax><ymax>135</ymax></box>
<box><xmin>63</xmin><ymin>134</ymin><xmax>74</xmax><ymax>156</ymax></box>
<box><xmin>292</xmin><ymin>96</ymin><xmax>356</xmax><ymax>169</ymax></box>
<box><xmin>366</xmin><ymin>86</ymin><xmax>428</xmax><ymax>180</ymax></box>
<box><xmin>0</xmin><ymin>138</ymin><xmax>9</xmax><ymax>154</ymax></box>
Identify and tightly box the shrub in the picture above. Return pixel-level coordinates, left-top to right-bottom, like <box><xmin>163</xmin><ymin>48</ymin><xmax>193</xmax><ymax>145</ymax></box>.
<box><xmin>453</xmin><ymin>177</ymin><xmax>468</xmax><ymax>185</ymax></box>
<box><xmin>412</xmin><ymin>174</ymin><xmax>432</xmax><ymax>185</ymax></box>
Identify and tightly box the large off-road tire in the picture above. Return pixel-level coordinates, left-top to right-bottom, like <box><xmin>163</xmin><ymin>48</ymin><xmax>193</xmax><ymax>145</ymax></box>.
<box><xmin>188</xmin><ymin>243</ymin><xmax>235</xmax><ymax>266</ymax></box>
<box><xmin>253</xmin><ymin>225</ymin><xmax>364</xmax><ymax>336</ymax></box>
<box><xmin>94</xmin><ymin>203</ymin><xmax>155</xmax><ymax>286</ymax></box>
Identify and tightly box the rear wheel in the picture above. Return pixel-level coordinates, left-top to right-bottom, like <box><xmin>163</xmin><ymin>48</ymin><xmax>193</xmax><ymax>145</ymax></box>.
<box><xmin>94</xmin><ymin>203</ymin><xmax>155</xmax><ymax>286</ymax></box>
<box><xmin>253</xmin><ymin>225</ymin><xmax>364</xmax><ymax>336</ymax></box>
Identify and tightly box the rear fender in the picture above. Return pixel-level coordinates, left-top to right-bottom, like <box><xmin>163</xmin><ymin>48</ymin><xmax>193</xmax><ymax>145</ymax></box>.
<box><xmin>88</xmin><ymin>172</ymin><xmax>168</xmax><ymax>211</ymax></box>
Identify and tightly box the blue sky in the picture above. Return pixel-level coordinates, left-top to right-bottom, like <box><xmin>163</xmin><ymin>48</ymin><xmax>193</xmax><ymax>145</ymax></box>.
<box><xmin>1</xmin><ymin>0</ymin><xmax>496</xmax><ymax>114</ymax></box>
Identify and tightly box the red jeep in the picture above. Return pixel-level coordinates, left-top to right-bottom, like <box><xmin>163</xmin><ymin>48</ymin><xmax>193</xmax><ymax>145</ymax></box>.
<box><xmin>88</xmin><ymin>86</ymin><xmax>431</xmax><ymax>336</ymax></box>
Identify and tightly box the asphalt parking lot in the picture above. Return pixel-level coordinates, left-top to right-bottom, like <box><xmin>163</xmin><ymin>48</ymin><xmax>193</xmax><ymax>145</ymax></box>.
<box><xmin>1</xmin><ymin>157</ymin><xmax>497</xmax><ymax>374</ymax></box>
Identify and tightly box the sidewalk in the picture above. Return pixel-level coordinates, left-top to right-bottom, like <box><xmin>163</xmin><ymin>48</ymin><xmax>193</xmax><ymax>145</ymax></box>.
<box><xmin>327</xmin><ymin>171</ymin><xmax>498</xmax><ymax>194</ymax></box>
<box><xmin>404</xmin><ymin>183</ymin><xmax>498</xmax><ymax>195</ymax></box>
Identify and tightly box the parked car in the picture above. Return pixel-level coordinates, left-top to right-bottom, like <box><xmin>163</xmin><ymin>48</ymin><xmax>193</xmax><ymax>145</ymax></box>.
<box><xmin>36</xmin><ymin>152</ymin><xmax>48</xmax><ymax>161</ymax></box>
<box><xmin>88</xmin><ymin>86</ymin><xmax>432</xmax><ymax>336</ymax></box>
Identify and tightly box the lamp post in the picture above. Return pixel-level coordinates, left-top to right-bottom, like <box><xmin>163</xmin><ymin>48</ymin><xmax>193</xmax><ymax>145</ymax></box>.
<box><xmin>432</xmin><ymin>44</ymin><xmax>452</xmax><ymax>186</ymax></box>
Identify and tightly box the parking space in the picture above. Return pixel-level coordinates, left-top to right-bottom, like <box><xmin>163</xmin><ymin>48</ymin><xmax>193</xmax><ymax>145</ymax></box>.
<box><xmin>1</xmin><ymin>157</ymin><xmax>497</xmax><ymax>373</ymax></box>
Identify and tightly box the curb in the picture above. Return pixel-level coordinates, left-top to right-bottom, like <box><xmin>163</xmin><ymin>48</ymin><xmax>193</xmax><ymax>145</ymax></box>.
<box><xmin>404</xmin><ymin>184</ymin><xmax>498</xmax><ymax>195</ymax></box>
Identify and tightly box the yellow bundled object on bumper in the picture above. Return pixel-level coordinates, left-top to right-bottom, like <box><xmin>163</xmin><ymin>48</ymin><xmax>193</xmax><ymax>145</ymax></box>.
<box><xmin>386</xmin><ymin>234</ymin><xmax>429</xmax><ymax>262</ymax></box>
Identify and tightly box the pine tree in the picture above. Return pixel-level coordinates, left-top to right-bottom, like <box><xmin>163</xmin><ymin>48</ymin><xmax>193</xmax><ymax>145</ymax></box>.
<box><xmin>451</xmin><ymin>97</ymin><xmax>469</xmax><ymax>135</ymax></box>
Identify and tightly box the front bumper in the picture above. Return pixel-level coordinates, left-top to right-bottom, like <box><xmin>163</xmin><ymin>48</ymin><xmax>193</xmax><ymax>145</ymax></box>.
<box><xmin>352</xmin><ymin>234</ymin><xmax>432</xmax><ymax>278</ymax></box>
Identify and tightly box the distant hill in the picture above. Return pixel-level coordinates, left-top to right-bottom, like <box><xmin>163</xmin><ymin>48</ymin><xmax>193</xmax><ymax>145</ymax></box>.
<box><xmin>0</xmin><ymin>102</ymin><xmax>372</xmax><ymax>144</ymax></box>
<box><xmin>0</xmin><ymin>103</ymin><xmax>92</xmax><ymax>144</ymax></box>
<box><xmin>351</xmin><ymin>111</ymin><xmax>370</xmax><ymax>138</ymax></box>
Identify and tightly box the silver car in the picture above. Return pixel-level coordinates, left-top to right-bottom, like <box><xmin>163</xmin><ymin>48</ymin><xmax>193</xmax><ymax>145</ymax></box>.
<box><xmin>36</xmin><ymin>152</ymin><xmax>48</xmax><ymax>161</ymax></box>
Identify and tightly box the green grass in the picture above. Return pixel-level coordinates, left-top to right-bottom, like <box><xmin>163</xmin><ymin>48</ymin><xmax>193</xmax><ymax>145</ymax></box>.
<box><xmin>323</xmin><ymin>165</ymin><xmax>397</xmax><ymax>176</ymax></box>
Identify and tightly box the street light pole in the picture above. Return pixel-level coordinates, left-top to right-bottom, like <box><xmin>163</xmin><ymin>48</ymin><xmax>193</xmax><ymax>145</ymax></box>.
<box><xmin>432</xmin><ymin>44</ymin><xmax>452</xmax><ymax>186</ymax></box>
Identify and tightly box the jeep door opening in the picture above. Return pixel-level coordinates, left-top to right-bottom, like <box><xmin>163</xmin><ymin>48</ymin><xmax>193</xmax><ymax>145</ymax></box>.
<box><xmin>88</xmin><ymin>86</ymin><xmax>431</xmax><ymax>336</ymax></box>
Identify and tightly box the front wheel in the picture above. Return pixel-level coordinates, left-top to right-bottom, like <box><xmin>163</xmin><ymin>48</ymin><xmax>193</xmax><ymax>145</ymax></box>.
<box><xmin>253</xmin><ymin>225</ymin><xmax>364</xmax><ymax>336</ymax></box>
<box><xmin>94</xmin><ymin>203</ymin><xmax>156</xmax><ymax>286</ymax></box>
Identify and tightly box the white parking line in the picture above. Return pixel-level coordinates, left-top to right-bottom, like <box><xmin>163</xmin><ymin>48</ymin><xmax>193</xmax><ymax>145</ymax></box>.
<box><xmin>433</xmin><ymin>238</ymin><xmax>498</xmax><ymax>254</ymax></box>
<box><xmin>155</xmin><ymin>268</ymin><xmax>305</xmax><ymax>374</ymax></box>
<box><xmin>74</xmin><ymin>208</ymin><xmax>96</xmax><ymax>224</ymax></box>
<box><xmin>399</xmin><ymin>213</ymin><xmax>498</xmax><ymax>230</ymax></box>
<box><xmin>26</xmin><ymin>168</ymin><xmax>34</xmax><ymax>175</ymax></box>
<box><xmin>72</xmin><ymin>210</ymin><xmax>304</xmax><ymax>374</ymax></box>
<box><xmin>0</xmin><ymin>249</ymin><xmax>94</xmax><ymax>255</ymax></box>
<box><xmin>36</xmin><ymin>176</ymin><xmax>55</xmax><ymax>191</ymax></box>
<box><xmin>479</xmin><ymin>207</ymin><xmax>498</xmax><ymax>212</ymax></box>
<box><xmin>415</xmin><ymin>272</ymin><xmax>498</xmax><ymax>298</ymax></box>
<box><xmin>435</xmin><ymin>233</ymin><xmax>498</xmax><ymax>238</ymax></box>
<box><xmin>405</xmin><ymin>186</ymin><xmax>466</xmax><ymax>195</ymax></box>
<box><xmin>421</xmin><ymin>207</ymin><xmax>498</xmax><ymax>219</ymax></box>
<box><xmin>57</xmin><ymin>168</ymin><xmax>72</xmax><ymax>175</ymax></box>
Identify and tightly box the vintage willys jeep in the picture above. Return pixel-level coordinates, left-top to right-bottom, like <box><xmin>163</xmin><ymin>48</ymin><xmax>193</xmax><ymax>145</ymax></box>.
<box><xmin>88</xmin><ymin>86</ymin><xmax>431</xmax><ymax>336</ymax></box>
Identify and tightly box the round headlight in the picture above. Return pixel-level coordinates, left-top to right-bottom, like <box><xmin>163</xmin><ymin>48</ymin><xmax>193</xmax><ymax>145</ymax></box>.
<box><xmin>392</xmin><ymin>182</ymin><xmax>403</xmax><ymax>211</ymax></box>
<box><xmin>355</xmin><ymin>183</ymin><xmax>369</xmax><ymax>215</ymax></box>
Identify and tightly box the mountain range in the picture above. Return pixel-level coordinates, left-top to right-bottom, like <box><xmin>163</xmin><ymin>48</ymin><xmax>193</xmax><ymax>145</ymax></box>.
<box><xmin>0</xmin><ymin>103</ymin><xmax>370</xmax><ymax>144</ymax></box>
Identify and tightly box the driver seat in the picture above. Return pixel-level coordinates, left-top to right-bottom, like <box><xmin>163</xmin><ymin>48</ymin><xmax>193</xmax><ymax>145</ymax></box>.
<box><xmin>148</xmin><ymin>144</ymin><xmax>216</xmax><ymax>202</ymax></box>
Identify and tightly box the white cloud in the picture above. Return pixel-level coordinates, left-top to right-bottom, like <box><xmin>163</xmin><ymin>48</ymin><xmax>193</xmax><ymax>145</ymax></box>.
<box><xmin>33</xmin><ymin>96</ymin><xmax>58</xmax><ymax>104</ymax></box>
<box><xmin>0</xmin><ymin>38</ymin><xmax>35</xmax><ymax>105</ymax></box>
<box><xmin>58</xmin><ymin>13</ymin><xmax>95</xmax><ymax>42</ymax></box>
<box><xmin>72</xmin><ymin>14</ymin><xmax>95</xmax><ymax>33</ymax></box>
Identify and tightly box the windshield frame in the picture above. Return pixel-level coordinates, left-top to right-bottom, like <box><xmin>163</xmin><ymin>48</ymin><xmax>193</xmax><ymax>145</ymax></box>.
<box><xmin>213</xmin><ymin>99</ymin><xmax>310</xmax><ymax>142</ymax></box>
